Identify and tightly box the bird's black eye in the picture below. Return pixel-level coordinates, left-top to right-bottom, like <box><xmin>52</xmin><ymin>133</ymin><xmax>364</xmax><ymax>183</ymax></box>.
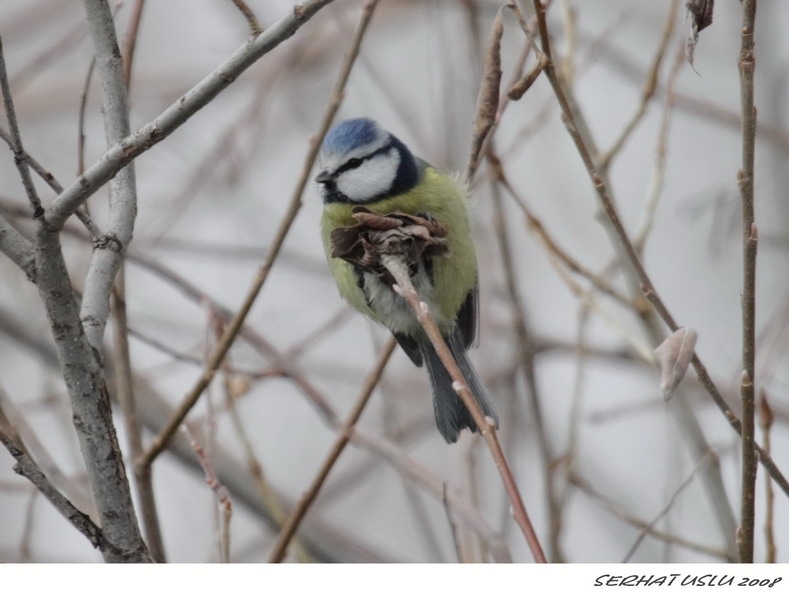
<box><xmin>344</xmin><ymin>157</ymin><xmax>363</xmax><ymax>170</ymax></box>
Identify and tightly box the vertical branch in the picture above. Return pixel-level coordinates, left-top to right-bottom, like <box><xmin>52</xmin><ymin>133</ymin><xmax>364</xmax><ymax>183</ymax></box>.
<box><xmin>79</xmin><ymin>0</ymin><xmax>148</xmax><ymax>560</ymax></box>
<box><xmin>121</xmin><ymin>0</ymin><xmax>147</xmax><ymax>88</ymax></box>
<box><xmin>488</xmin><ymin>163</ymin><xmax>560</xmax><ymax>560</ymax></box>
<box><xmin>736</xmin><ymin>0</ymin><xmax>758</xmax><ymax>564</ymax></box>
<box><xmin>114</xmin><ymin>286</ymin><xmax>166</xmax><ymax>561</ymax></box>
<box><xmin>34</xmin><ymin>226</ymin><xmax>149</xmax><ymax>562</ymax></box>
<box><xmin>111</xmin><ymin>0</ymin><xmax>166</xmax><ymax>562</ymax></box>
<box><xmin>80</xmin><ymin>0</ymin><xmax>138</xmax><ymax>350</ymax></box>
<box><xmin>183</xmin><ymin>427</ymin><xmax>234</xmax><ymax>563</ymax></box>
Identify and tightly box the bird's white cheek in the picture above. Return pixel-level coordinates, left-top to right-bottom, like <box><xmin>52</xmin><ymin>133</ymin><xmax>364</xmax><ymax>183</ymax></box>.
<box><xmin>336</xmin><ymin>152</ymin><xmax>399</xmax><ymax>203</ymax></box>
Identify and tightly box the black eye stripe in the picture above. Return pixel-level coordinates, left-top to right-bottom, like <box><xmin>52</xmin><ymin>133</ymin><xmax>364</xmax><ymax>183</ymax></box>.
<box><xmin>334</xmin><ymin>143</ymin><xmax>395</xmax><ymax>176</ymax></box>
<box><xmin>345</xmin><ymin>157</ymin><xmax>363</xmax><ymax>169</ymax></box>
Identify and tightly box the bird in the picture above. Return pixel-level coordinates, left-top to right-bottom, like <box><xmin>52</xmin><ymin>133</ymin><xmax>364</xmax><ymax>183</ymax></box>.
<box><xmin>316</xmin><ymin>118</ymin><xmax>498</xmax><ymax>443</ymax></box>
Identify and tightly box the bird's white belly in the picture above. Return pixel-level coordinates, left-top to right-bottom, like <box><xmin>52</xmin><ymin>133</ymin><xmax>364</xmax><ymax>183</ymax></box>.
<box><xmin>361</xmin><ymin>267</ymin><xmax>445</xmax><ymax>335</ymax></box>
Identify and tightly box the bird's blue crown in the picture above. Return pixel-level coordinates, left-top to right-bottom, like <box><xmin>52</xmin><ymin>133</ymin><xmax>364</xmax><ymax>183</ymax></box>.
<box><xmin>322</xmin><ymin>118</ymin><xmax>383</xmax><ymax>154</ymax></box>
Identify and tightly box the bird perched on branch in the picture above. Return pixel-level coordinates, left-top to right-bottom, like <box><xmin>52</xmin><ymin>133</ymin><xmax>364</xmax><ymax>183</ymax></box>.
<box><xmin>316</xmin><ymin>118</ymin><xmax>498</xmax><ymax>443</ymax></box>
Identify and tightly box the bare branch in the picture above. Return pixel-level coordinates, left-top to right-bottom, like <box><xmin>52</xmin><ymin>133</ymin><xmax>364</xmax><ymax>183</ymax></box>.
<box><xmin>79</xmin><ymin>0</ymin><xmax>138</xmax><ymax>350</ymax></box>
<box><xmin>33</xmin><ymin>223</ymin><xmax>150</xmax><ymax>562</ymax></box>
<box><xmin>0</xmin><ymin>37</ymin><xmax>44</xmax><ymax>218</ymax></box>
<box><xmin>228</xmin><ymin>0</ymin><xmax>263</xmax><ymax>37</ymax></box>
<box><xmin>736</xmin><ymin>0</ymin><xmax>758</xmax><ymax>563</ymax></box>
<box><xmin>183</xmin><ymin>426</ymin><xmax>234</xmax><ymax>563</ymax></box>
<box><xmin>0</xmin><ymin>426</ymin><xmax>106</xmax><ymax>553</ymax></box>
<box><xmin>121</xmin><ymin>0</ymin><xmax>147</xmax><ymax>88</ymax></box>
<box><xmin>597</xmin><ymin>0</ymin><xmax>680</xmax><ymax>170</ymax></box>
<box><xmin>0</xmin><ymin>211</ymin><xmax>36</xmax><ymax>281</ymax></box>
<box><xmin>44</xmin><ymin>0</ymin><xmax>338</xmax><ymax>230</ymax></box>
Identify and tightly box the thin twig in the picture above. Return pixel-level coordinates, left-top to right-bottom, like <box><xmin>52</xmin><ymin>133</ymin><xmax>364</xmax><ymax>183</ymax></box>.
<box><xmin>571</xmin><ymin>471</ymin><xmax>730</xmax><ymax>561</ymax></box>
<box><xmin>220</xmin><ymin>353</ymin><xmax>312</xmax><ymax>563</ymax></box>
<box><xmin>736</xmin><ymin>0</ymin><xmax>758</xmax><ymax>564</ymax></box>
<box><xmin>633</xmin><ymin>41</ymin><xmax>686</xmax><ymax>254</ymax></box>
<box><xmin>759</xmin><ymin>394</ymin><xmax>776</xmax><ymax>562</ymax></box>
<box><xmin>113</xmin><ymin>284</ymin><xmax>166</xmax><ymax>562</ymax></box>
<box><xmin>127</xmin><ymin>253</ymin><xmax>340</xmax><ymax>425</ymax></box>
<box><xmin>622</xmin><ymin>450</ymin><xmax>715</xmax><ymax>562</ymax></box>
<box><xmin>0</xmin><ymin>37</ymin><xmax>44</xmax><ymax>218</ymax></box>
<box><xmin>77</xmin><ymin>56</ymin><xmax>95</xmax><ymax>179</ymax></box>
<box><xmin>597</xmin><ymin>0</ymin><xmax>680</xmax><ymax>170</ymax></box>
<box><xmin>208</xmin><ymin>313</ymin><xmax>309</xmax><ymax>559</ymax></box>
<box><xmin>507</xmin><ymin>52</ymin><xmax>547</xmax><ymax>101</ymax></box>
<box><xmin>121</xmin><ymin>0</ymin><xmax>147</xmax><ymax>87</ymax></box>
<box><xmin>228</xmin><ymin>0</ymin><xmax>263</xmax><ymax>37</ymax></box>
<box><xmin>268</xmin><ymin>337</ymin><xmax>397</xmax><ymax>563</ymax></box>
<box><xmin>182</xmin><ymin>426</ymin><xmax>233</xmax><ymax>563</ymax></box>
<box><xmin>0</xmin><ymin>121</ymin><xmax>100</xmax><ymax>237</ymax></box>
<box><xmin>381</xmin><ymin>254</ymin><xmax>546</xmax><ymax>563</ymax></box>
<box><xmin>349</xmin><ymin>428</ymin><xmax>512</xmax><ymax>562</ymax></box>
<box><xmin>488</xmin><ymin>153</ymin><xmax>636</xmax><ymax>310</ymax></box>
<box><xmin>442</xmin><ymin>481</ymin><xmax>465</xmax><ymax>562</ymax></box>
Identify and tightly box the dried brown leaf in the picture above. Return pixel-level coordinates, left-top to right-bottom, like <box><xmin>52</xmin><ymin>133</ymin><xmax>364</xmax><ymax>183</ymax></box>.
<box><xmin>466</xmin><ymin>10</ymin><xmax>503</xmax><ymax>180</ymax></box>
<box><xmin>508</xmin><ymin>53</ymin><xmax>549</xmax><ymax>101</ymax></box>
<box><xmin>654</xmin><ymin>327</ymin><xmax>698</xmax><ymax>402</ymax></box>
<box><xmin>686</xmin><ymin>0</ymin><xmax>714</xmax><ymax>68</ymax></box>
<box><xmin>352</xmin><ymin>210</ymin><xmax>403</xmax><ymax>231</ymax></box>
<box><xmin>330</xmin><ymin>208</ymin><xmax>449</xmax><ymax>284</ymax></box>
<box><xmin>758</xmin><ymin>391</ymin><xmax>774</xmax><ymax>429</ymax></box>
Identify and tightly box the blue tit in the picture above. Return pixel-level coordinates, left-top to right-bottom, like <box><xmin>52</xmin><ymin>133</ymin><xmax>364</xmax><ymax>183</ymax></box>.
<box><xmin>316</xmin><ymin>118</ymin><xmax>498</xmax><ymax>443</ymax></box>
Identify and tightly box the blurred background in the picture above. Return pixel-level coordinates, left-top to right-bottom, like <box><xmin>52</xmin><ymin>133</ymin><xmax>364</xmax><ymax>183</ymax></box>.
<box><xmin>0</xmin><ymin>0</ymin><xmax>787</xmax><ymax>562</ymax></box>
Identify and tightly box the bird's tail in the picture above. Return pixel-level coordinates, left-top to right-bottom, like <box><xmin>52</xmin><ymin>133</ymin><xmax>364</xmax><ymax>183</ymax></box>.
<box><xmin>420</xmin><ymin>330</ymin><xmax>498</xmax><ymax>444</ymax></box>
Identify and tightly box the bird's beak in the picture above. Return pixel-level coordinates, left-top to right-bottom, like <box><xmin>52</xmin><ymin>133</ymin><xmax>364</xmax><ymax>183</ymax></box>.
<box><xmin>315</xmin><ymin>170</ymin><xmax>332</xmax><ymax>184</ymax></box>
